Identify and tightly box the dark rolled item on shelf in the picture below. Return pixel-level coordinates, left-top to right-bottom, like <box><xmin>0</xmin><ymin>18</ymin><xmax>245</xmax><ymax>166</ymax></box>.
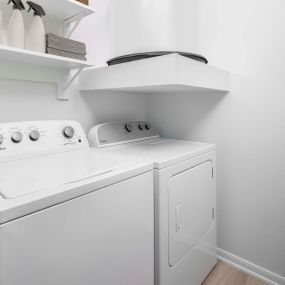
<box><xmin>107</xmin><ymin>52</ymin><xmax>208</xmax><ymax>66</ymax></box>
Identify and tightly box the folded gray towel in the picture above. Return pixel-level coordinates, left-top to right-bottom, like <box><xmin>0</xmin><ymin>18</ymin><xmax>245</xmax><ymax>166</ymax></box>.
<box><xmin>46</xmin><ymin>33</ymin><xmax>86</xmax><ymax>49</ymax></box>
<box><xmin>46</xmin><ymin>33</ymin><xmax>86</xmax><ymax>55</ymax></box>
<box><xmin>47</xmin><ymin>39</ymin><xmax>87</xmax><ymax>55</ymax></box>
<box><xmin>47</xmin><ymin>47</ymin><xmax>87</xmax><ymax>61</ymax></box>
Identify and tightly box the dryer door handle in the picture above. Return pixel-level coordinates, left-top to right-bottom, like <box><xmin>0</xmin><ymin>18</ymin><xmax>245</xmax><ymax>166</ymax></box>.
<box><xmin>175</xmin><ymin>205</ymin><xmax>183</xmax><ymax>232</ymax></box>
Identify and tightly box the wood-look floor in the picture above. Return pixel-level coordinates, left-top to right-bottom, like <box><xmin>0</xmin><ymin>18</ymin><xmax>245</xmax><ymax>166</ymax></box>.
<box><xmin>202</xmin><ymin>262</ymin><xmax>268</xmax><ymax>285</ymax></box>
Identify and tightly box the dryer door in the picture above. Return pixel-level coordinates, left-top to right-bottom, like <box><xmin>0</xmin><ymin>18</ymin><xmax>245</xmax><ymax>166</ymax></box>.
<box><xmin>168</xmin><ymin>161</ymin><xmax>214</xmax><ymax>267</ymax></box>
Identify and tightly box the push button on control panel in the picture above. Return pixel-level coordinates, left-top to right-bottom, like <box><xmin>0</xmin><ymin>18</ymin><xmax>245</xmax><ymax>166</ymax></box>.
<box><xmin>11</xmin><ymin>132</ymin><xmax>23</xmax><ymax>143</ymax></box>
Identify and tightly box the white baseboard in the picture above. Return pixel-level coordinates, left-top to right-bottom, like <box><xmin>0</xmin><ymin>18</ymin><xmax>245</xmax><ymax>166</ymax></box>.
<box><xmin>217</xmin><ymin>248</ymin><xmax>285</xmax><ymax>285</ymax></box>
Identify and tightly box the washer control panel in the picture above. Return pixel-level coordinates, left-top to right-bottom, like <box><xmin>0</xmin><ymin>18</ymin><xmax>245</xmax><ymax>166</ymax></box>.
<box><xmin>88</xmin><ymin>121</ymin><xmax>159</xmax><ymax>148</ymax></box>
<box><xmin>0</xmin><ymin>121</ymin><xmax>88</xmax><ymax>162</ymax></box>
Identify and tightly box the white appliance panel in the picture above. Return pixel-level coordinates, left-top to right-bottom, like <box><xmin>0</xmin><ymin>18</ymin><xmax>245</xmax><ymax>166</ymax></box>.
<box><xmin>88</xmin><ymin>121</ymin><xmax>158</xmax><ymax>148</ymax></box>
<box><xmin>0</xmin><ymin>172</ymin><xmax>154</xmax><ymax>285</ymax></box>
<box><xmin>0</xmin><ymin>121</ymin><xmax>88</xmax><ymax>162</ymax></box>
<box><xmin>168</xmin><ymin>161</ymin><xmax>215</xmax><ymax>267</ymax></box>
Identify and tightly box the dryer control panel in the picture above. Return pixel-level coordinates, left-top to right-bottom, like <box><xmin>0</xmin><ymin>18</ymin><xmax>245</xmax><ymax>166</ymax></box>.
<box><xmin>0</xmin><ymin>121</ymin><xmax>89</xmax><ymax>162</ymax></box>
<box><xmin>88</xmin><ymin>121</ymin><xmax>159</xmax><ymax>148</ymax></box>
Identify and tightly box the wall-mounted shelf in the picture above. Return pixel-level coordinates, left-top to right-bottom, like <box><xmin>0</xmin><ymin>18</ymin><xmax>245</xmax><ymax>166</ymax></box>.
<box><xmin>0</xmin><ymin>45</ymin><xmax>93</xmax><ymax>101</ymax></box>
<box><xmin>80</xmin><ymin>54</ymin><xmax>230</xmax><ymax>94</ymax></box>
<box><xmin>0</xmin><ymin>0</ymin><xmax>96</xmax><ymax>23</ymax></box>
<box><xmin>39</xmin><ymin>0</ymin><xmax>95</xmax><ymax>22</ymax></box>
<box><xmin>0</xmin><ymin>45</ymin><xmax>93</xmax><ymax>69</ymax></box>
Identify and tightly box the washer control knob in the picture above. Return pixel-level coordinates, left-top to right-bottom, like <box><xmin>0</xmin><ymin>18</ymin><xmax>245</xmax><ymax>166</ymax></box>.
<box><xmin>145</xmin><ymin>123</ymin><xmax>151</xmax><ymax>130</ymax></box>
<box><xmin>138</xmin><ymin>123</ymin><xmax>145</xmax><ymax>131</ymax></box>
<box><xmin>125</xmin><ymin>123</ymin><xmax>133</xmax><ymax>133</ymax></box>
<box><xmin>11</xmin><ymin>132</ymin><xmax>23</xmax><ymax>143</ymax></box>
<box><xmin>0</xmin><ymin>134</ymin><xmax>3</xmax><ymax>145</ymax></box>
<box><xmin>30</xmin><ymin>130</ymin><xmax>40</xmax><ymax>141</ymax></box>
<box><xmin>63</xmin><ymin>126</ymin><xmax>75</xmax><ymax>139</ymax></box>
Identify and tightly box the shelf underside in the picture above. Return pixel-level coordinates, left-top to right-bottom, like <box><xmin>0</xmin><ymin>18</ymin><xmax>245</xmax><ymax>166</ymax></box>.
<box><xmin>88</xmin><ymin>84</ymin><xmax>227</xmax><ymax>94</ymax></box>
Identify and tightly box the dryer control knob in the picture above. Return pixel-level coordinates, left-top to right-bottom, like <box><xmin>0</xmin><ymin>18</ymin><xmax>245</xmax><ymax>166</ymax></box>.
<box><xmin>125</xmin><ymin>123</ymin><xmax>133</xmax><ymax>133</ymax></box>
<box><xmin>0</xmin><ymin>134</ymin><xmax>3</xmax><ymax>144</ymax></box>
<box><xmin>138</xmin><ymin>123</ymin><xmax>145</xmax><ymax>131</ymax></box>
<box><xmin>11</xmin><ymin>132</ymin><xmax>23</xmax><ymax>143</ymax></box>
<box><xmin>30</xmin><ymin>130</ymin><xmax>40</xmax><ymax>141</ymax></box>
<box><xmin>145</xmin><ymin>123</ymin><xmax>151</xmax><ymax>130</ymax></box>
<box><xmin>63</xmin><ymin>126</ymin><xmax>75</xmax><ymax>139</ymax></box>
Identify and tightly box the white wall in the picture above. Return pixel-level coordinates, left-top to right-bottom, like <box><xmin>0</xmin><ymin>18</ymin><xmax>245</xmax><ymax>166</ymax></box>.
<box><xmin>0</xmin><ymin>0</ymin><xmax>145</xmax><ymax>130</ymax></box>
<box><xmin>146</xmin><ymin>0</ymin><xmax>285</xmax><ymax>279</ymax></box>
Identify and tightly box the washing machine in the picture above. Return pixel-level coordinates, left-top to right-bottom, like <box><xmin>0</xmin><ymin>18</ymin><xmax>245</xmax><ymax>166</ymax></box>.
<box><xmin>0</xmin><ymin>120</ymin><xmax>154</xmax><ymax>285</ymax></box>
<box><xmin>88</xmin><ymin>121</ymin><xmax>217</xmax><ymax>285</ymax></box>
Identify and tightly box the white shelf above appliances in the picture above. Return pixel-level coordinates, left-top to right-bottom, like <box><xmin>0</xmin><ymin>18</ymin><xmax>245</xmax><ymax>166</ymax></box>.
<box><xmin>0</xmin><ymin>0</ymin><xmax>95</xmax><ymax>23</ymax></box>
<box><xmin>34</xmin><ymin>0</ymin><xmax>95</xmax><ymax>22</ymax></box>
<box><xmin>42</xmin><ymin>0</ymin><xmax>94</xmax><ymax>22</ymax></box>
<box><xmin>80</xmin><ymin>54</ymin><xmax>230</xmax><ymax>94</ymax></box>
<box><xmin>0</xmin><ymin>44</ymin><xmax>93</xmax><ymax>69</ymax></box>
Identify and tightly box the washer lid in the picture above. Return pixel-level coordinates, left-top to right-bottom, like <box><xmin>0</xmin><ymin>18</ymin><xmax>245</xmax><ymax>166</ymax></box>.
<box><xmin>0</xmin><ymin>149</ymin><xmax>137</xmax><ymax>199</ymax></box>
<box><xmin>115</xmin><ymin>139</ymin><xmax>215</xmax><ymax>169</ymax></box>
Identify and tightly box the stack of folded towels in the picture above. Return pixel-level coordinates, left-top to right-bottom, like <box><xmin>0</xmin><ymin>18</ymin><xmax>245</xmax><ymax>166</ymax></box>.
<box><xmin>46</xmin><ymin>33</ymin><xmax>87</xmax><ymax>61</ymax></box>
